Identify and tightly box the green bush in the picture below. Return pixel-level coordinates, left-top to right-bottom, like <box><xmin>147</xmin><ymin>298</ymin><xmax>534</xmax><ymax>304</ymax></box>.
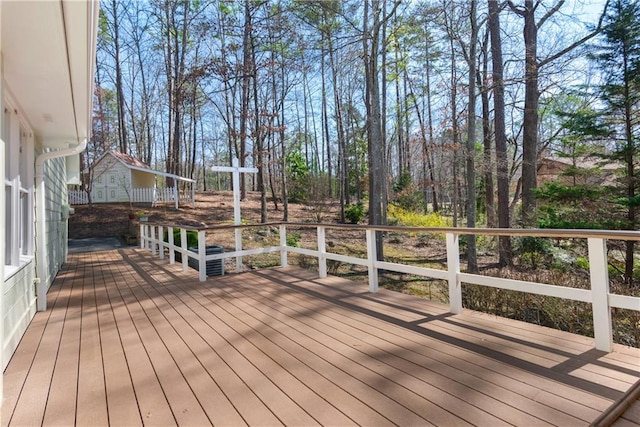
<box><xmin>164</xmin><ymin>228</ymin><xmax>198</xmax><ymax>248</ymax></box>
<box><xmin>516</xmin><ymin>236</ymin><xmax>553</xmax><ymax>268</ymax></box>
<box><xmin>345</xmin><ymin>203</ymin><xmax>366</xmax><ymax>224</ymax></box>
<box><xmin>286</xmin><ymin>232</ymin><xmax>301</xmax><ymax>247</ymax></box>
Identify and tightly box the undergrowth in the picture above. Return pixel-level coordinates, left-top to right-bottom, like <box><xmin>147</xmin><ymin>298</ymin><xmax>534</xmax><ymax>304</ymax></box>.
<box><xmin>387</xmin><ymin>204</ymin><xmax>451</xmax><ymax>229</ymax></box>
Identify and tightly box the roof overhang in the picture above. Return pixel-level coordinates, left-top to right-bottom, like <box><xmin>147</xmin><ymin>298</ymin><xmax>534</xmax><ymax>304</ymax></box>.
<box><xmin>1</xmin><ymin>0</ymin><xmax>99</xmax><ymax>149</ymax></box>
<box><xmin>127</xmin><ymin>165</ymin><xmax>197</xmax><ymax>184</ymax></box>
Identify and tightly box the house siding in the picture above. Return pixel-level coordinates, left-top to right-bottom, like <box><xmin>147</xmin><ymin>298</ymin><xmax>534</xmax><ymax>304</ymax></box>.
<box><xmin>2</xmin><ymin>261</ymin><xmax>35</xmax><ymax>369</ymax></box>
<box><xmin>43</xmin><ymin>156</ymin><xmax>69</xmax><ymax>290</ymax></box>
<box><xmin>3</xmin><ymin>152</ymin><xmax>70</xmax><ymax>368</ymax></box>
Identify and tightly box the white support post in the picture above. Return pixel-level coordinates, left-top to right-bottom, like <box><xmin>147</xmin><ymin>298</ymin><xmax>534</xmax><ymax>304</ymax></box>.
<box><xmin>191</xmin><ymin>183</ymin><xmax>195</xmax><ymax>208</ymax></box>
<box><xmin>180</xmin><ymin>228</ymin><xmax>188</xmax><ymax>271</ymax></box>
<box><xmin>174</xmin><ymin>185</ymin><xmax>179</xmax><ymax>210</ymax></box>
<box><xmin>198</xmin><ymin>230</ymin><xmax>207</xmax><ymax>282</ymax></box>
<box><xmin>151</xmin><ymin>226</ymin><xmax>157</xmax><ymax>256</ymax></box>
<box><xmin>588</xmin><ymin>237</ymin><xmax>612</xmax><ymax>352</ymax></box>
<box><xmin>158</xmin><ymin>226</ymin><xmax>164</xmax><ymax>260</ymax></box>
<box><xmin>280</xmin><ymin>224</ymin><xmax>288</xmax><ymax>267</ymax></box>
<box><xmin>168</xmin><ymin>226</ymin><xmax>175</xmax><ymax>264</ymax></box>
<box><xmin>365</xmin><ymin>229</ymin><xmax>379</xmax><ymax>293</ymax></box>
<box><xmin>318</xmin><ymin>226</ymin><xmax>327</xmax><ymax>278</ymax></box>
<box><xmin>235</xmin><ymin>228</ymin><xmax>243</xmax><ymax>273</ymax></box>
<box><xmin>139</xmin><ymin>223</ymin><xmax>146</xmax><ymax>249</ymax></box>
<box><xmin>233</xmin><ymin>160</ymin><xmax>243</xmax><ymax>272</ymax></box>
<box><xmin>446</xmin><ymin>233</ymin><xmax>462</xmax><ymax>314</ymax></box>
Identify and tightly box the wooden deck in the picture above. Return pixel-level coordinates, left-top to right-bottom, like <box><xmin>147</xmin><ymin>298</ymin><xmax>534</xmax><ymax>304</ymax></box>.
<box><xmin>3</xmin><ymin>248</ymin><xmax>640</xmax><ymax>426</ymax></box>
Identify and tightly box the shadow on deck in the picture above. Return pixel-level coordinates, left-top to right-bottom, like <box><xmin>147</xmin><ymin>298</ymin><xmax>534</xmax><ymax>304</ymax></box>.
<box><xmin>3</xmin><ymin>248</ymin><xmax>640</xmax><ymax>426</ymax></box>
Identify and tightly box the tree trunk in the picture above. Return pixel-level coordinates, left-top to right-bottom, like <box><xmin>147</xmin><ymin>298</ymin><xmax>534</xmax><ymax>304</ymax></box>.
<box><xmin>111</xmin><ymin>0</ymin><xmax>128</xmax><ymax>154</ymax></box>
<box><xmin>519</xmin><ymin>0</ymin><xmax>539</xmax><ymax>226</ymax></box>
<box><xmin>327</xmin><ymin>28</ymin><xmax>348</xmax><ymax>220</ymax></box>
<box><xmin>488</xmin><ymin>0</ymin><xmax>513</xmax><ymax>266</ymax></box>
<box><xmin>466</xmin><ymin>0</ymin><xmax>478</xmax><ymax>272</ymax></box>
<box><xmin>238</xmin><ymin>0</ymin><xmax>252</xmax><ymax>201</ymax></box>
<box><xmin>425</xmin><ymin>35</ymin><xmax>439</xmax><ymax>212</ymax></box>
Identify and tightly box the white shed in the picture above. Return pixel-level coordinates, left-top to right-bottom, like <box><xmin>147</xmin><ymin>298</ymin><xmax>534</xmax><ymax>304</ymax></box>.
<box><xmin>70</xmin><ymin>150</ymin><xmax>195</xmax><ymax>209</ymax></box>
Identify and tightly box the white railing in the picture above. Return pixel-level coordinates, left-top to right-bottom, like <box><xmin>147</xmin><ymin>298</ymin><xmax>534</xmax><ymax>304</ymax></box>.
<box><xmin>139</xmin><ymin>222</ymin><xmax>640</xmax><ymax>353</ymax></box>
<box><xmin>69</xmin><ymin>187</ymin><xmax>193</xmax><ymax>207</ymax></box>
<box><xmin>68</xmin><ymin>189</ymin><xmax>89</xmax><ymax>205</ymax></box>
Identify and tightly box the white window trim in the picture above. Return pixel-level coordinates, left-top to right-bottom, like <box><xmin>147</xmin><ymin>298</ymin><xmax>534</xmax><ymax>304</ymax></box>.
<box><xmin>4</xmin><ymin>94</ymin><xmax>35</xmax><ymax>274</ymax></box>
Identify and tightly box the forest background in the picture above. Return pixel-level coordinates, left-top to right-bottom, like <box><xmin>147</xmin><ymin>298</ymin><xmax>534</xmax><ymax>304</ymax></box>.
<box><xmin>89</xmin><ymin>0</ymin><xmax>639</xmax><ymax>288</ymax></box>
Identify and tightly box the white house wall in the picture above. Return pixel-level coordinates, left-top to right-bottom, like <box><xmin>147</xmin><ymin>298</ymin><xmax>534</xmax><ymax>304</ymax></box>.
<box><xmin>2</xmin><ymin>262</ymin><xmax>35</xmax><ymax>370</ymax></box>
<box><xmin>2</xmin><ymin>92</ymin><xmax>37</xmax><ymax>369</ymax></box>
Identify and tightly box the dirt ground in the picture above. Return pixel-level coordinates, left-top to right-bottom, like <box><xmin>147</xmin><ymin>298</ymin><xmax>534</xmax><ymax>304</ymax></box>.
<box><xmin>69</xmin><ymin>191</ymin><xmax>342</xmax><ymax>239</ymax></box>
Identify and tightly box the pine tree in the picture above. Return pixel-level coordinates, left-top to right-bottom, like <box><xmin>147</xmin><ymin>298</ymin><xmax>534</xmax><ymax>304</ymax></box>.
<box><xmin>592</xmin><ymin>0</ymin><xmax>640</xmax><ymax>286</ymax></box>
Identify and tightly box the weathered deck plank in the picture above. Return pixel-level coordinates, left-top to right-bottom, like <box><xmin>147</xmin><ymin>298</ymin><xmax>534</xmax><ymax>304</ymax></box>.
<box><xmin>3</xmin><ymin>248</ymin><xmax>639</xmax><ymax>427</ymax></box>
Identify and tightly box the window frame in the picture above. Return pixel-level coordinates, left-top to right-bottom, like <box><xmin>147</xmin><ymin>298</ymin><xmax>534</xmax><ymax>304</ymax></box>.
<box><xmin>4</xmin><ymin>95</ymin><xmax>34</xmax><ymax>275</ymax></box>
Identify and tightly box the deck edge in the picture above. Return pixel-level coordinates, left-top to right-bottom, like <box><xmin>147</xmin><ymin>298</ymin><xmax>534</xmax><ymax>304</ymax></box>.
<box><xmin>591</xmin><ymin>379</ymin><xmax>640</xmax><ymax>426</ymax></box>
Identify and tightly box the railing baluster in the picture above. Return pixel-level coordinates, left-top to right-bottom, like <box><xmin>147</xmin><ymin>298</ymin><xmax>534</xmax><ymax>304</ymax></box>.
<box><xmin>180</xmin><ymin>228</ymin><xmax>188</xmax><ymax>271</ymax></box>
<box><xmin>446</xmin><ymin>233</ymin><xmax>462</xmax><ymax>314</ymax></box>
<box><xmin>318</xmin><ymin>226</ymin><xmax>327</xmax><ymax>278</ymax></box>
<box><xmin>280</xmin><ymin>224</ymin><xmax>288</xmax><ymax>267</ymax></box>
<box><xmin>198</xmin><ymin>230</ymin><xmax>207</xmax><ymax>282</ymax></box>
<box><xmin>150</xmin><ymin>226</ymin><xmax>157</xmax><ymax>256</ymax></box>
<box><xmin>588</xmin><ymin>237</ymin><xmax>612</xmax><ymax>352</ymax></box>
<box><xmin>235</xmin><ymin>228</ymin><xmax>243</xmax><ymax>273</ymax></box>
<box><xmin>158</xmin><ymin>226</ymin><xmax>164</xmax><ymax>260</ymax></box>
<box><xmin>365</xmin><ymin>229</ymin><xmax>378</xmax><ymax>292</ymax></box>
<box><xmin>168</xmin><ymin>226</ymin><xmax>175</xmax><ymax>264</ymax></box>
<box><xmin>139</xmin><ymin>223</ymin><xmax>145</xmax><ymax>249</ymax></box>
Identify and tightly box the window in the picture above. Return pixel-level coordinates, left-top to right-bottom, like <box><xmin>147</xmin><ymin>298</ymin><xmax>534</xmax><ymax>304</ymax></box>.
<box><xmin>3</xmin><ymin>97</ymin><xmax>34</xmax><ymax>271</ymax></box>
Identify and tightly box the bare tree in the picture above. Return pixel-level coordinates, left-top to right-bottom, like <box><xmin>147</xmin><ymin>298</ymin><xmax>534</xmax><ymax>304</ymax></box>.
<box><xmin>488</xmin><ymin>0</ymin><xmax>513</xmax><ymax>266</ymax></box>
<box><xmin>507</xmin><ymin>0</ymin><xmax>609</xmax><ymax>225</ymax></box>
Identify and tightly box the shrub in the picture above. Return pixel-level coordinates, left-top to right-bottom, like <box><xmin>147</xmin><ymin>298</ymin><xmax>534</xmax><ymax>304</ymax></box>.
<box><xmin>387</xmin><ymin>204</ymin><xmax>450</xmax><ymax>228</ymax></box>
<box><xmin>516</xmin><ymin>236</ymin><xmax>553</xmax><ymax>268</ymax></box>
<box><xmin>345</xmin><ymin>203</ymin><xmax>366</xmax><ymax>224</ymax></box>
<box><xmin>286</xmin><ymin>232</ymin><xmax>301</xmax><ymax>247</ymax></box>
<box><xmin>164</xmin><ymin>228</ymin><xmax>198</xmax><ymax>248</ymax></box>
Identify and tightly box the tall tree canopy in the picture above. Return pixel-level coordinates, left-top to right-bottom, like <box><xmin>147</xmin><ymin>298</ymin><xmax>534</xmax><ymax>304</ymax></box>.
<box><xmin>91</xmin><ymin>0</ymin><xmax>614</xmax><ymax>240</ymax></box>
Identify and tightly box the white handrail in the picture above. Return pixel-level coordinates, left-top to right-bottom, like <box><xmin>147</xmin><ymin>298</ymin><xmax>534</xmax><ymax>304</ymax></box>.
<box><xmin>140</xmin><ymin>221</ymin><xmax>640</xmax><ymax>352</ymax></box>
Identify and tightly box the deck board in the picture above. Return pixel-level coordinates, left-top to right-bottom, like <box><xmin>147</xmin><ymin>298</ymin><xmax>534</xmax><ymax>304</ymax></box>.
<box><xmin>3</xmin><ymin>248</ymin><xmax>640</xmax><ymax>426</ymax></box>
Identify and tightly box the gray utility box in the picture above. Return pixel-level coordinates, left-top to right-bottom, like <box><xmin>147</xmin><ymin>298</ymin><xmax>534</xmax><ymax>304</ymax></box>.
<box><xmin>187</xmin><ymin>245</ymin><xmax>224</xmax><ymax>276</ymax></box>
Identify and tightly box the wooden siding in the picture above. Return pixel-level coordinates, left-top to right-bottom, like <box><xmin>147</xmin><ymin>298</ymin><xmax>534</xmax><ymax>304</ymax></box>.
<box><xmin>3</xmin><ymin>248</ymin><xmax>640</xmax><ymax>426</ymax></box>
<box><xmin>43</xmin><ymin>156</ymin><xmax>68</xmax><ymax>288</ymax></box>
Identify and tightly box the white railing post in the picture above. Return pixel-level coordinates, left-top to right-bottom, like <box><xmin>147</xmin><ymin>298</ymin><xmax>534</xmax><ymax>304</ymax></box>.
<box><xmin>446</xmin><ymin>233</ymin><xmax>462</xmax><ymax>314</ymax></box>
<box><xmin>158</xmin><ymin>226</ymin><xmax>165</xmax><ymax>260</ymax></box>
<box><xmin>180</xmin><ymin>228</ymin><xmax>188</xmax><ymax>271</ymax></box>
<box><xmin>588</xmin><ymin>237</ymin><xmax>612</xmax><ymax>352</ymax></box>
<box><xmin>150</xmin><ymin>226</ymin><xmax>157</xmax><ymax>256</ymax></box>
<box><xmin>365</xmin><ymin>229</ymin><xmax>379</xmax><ymax>293</ymax></box>
<box><xmin>139</xmin><ymin>223</ymin><xmax>146</xmax><ymax>249</ymax></box>
<box><xmin>318</xmin><ymin>226</ymin><xmax>327</xmax><ymax>278</ymax></box>
<box><xmin>198</xmin><ymin>230</ymin><xmax>207</xmax><ymax>282</ymax></box>
<box><xmin>174</xmin><ymin>186</ymin><xmax>179</xmax><ymax>210</ymax></box>
<box><xmin>280</xmin><ymin>224</ymin><xmax>288</xmax><ymax>267</ymax></box>
<box><xmin>168</xmin><ymin>226</ymin><xmax>175</xmax><ymax>264</ymax></box>
<box><xmin>235</xmin><ymin>228</ymin><xmax>243</xmax><ymax>273</ymax></box>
